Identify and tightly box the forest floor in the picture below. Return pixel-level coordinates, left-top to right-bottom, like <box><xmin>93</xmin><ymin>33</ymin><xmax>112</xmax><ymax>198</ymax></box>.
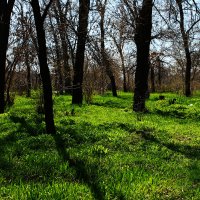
<box><xmin>0</xmin><ymin>91</ymin><xmax>199</xmax><ymax>199</ymax></box>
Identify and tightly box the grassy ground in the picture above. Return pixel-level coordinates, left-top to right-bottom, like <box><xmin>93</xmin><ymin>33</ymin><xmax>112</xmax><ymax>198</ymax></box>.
<box><xmin>0</xmin><ymin>91</ymin><xmax>199</xmax><ymax>199</ymax></box>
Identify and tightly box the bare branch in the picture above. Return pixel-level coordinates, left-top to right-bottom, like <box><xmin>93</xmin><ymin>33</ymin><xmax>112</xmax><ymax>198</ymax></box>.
<box><xmin>42</xmin><ymin>0</ymin><xmax>54</xmax><ymax>22</ymax></box>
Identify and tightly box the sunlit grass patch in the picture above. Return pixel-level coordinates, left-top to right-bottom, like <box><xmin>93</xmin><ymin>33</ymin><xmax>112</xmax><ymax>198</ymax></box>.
<box><xmin>0</xmin><ymin>91</ymin><xmax>199</xmax><ymax>199</ymax></box>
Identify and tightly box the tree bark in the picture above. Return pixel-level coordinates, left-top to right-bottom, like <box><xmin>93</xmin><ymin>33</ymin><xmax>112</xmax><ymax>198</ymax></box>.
<box><xmin>30</xmin><ymin>0</ymin><xmax>56</xmax><ymax>134</ymax></box>
<box><xmin>133</xmin><ymin>0</ymin><xmax>153</xmax><ymax>112</ymax></box>
<box><xmin>120</xmin><ymin>51</ymin><xmax>127</xmax><ymax>92</ymax></box>
<box><xmin>55</xmin><ymin>0</ymin><xmax>72</xmax><ymax>94</ymax></box>
<box><xmin>99</xmin><ymin>1</ymin><xmax>117</xmax><ymax>97</ymax></box>
<box><xmin>49</xmin><ymin>12</ymin><xmax>63</xmax><ymax>95</ymax></box>
<box><xmin>0</xmin><ymin>0</ymin><xmax>15</xmax><ymax>113</ymax></box>
<box><xmin>176</xmin><ymin>0</ymin><xmax>192</xmax><ymax>97</ymax></box>
<box><xmin>150</xmin><ymin>64</ymin><xmax>155</xmax><ymax>92</ymax></box>
<box><xmin>24</xmin><ymin>51</ymin><xmax>32</xmax><ymax>97</ymax></box>
<box><xmin>157</xmin><ymin>56</ymin><xmax>162</xmax><ymax>90</ymax></box>
<box><xmin>72</xmin><ymin>0</ymin><xmax>90</xmax><ymax>104</ymax></box>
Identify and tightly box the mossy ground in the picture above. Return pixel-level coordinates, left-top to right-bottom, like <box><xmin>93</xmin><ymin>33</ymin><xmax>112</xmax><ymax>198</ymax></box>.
<box><xmin>0</xmin><ymin>91</ymin><xmax>199</xmax><ymax>199</ymax></box>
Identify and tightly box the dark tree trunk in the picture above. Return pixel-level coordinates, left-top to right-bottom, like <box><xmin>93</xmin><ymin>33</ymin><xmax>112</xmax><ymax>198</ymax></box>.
<box><xmin>150</xmin><ymin>64</ymin><xmax>155</xmax><ymax>92</ymax></box>
<box><xmin>118</xmin><ymin>47</ymin><xmax>127</xmax><ymax>92</ymax></box>
<box><xmin>99</xmin><ymin>1</ymin><xmax>117</xmax><ymax>97</ymax></box>
<box><xmin>157</xmin><ymin>56</ymin><xmax>162</xmax><ymax>89</ymax></box>
<box><xmin>110</xmin><ymin>75</ymin><xmax>117</xmax><ymax>96</ymax></box>
<box><xmin>5</xmin><ymin>57</ymin><xmax>17</xmax><ymax>105</ymax></box>
<box><xmin>30</xmin><ymin>0</ymin><xmax>56</xmax><ymax>134</ymax></box>
<box><xmin>0</xmin><ymin>24</ymin><xmax>8</xmax><ymax>113</ymax></box>
<box><xmin>55</xmin><ymin>0</ymin><xmax>72</xmax><ymax>94</ymax></box>
<box><xmin>0</xmin><ymin>0</ymin><xmax>15</xmax><ymax>113</ymax></box>
<box><xmin>185</xmin><ymin>49</ymin><xmax>192</xmax><ymax>96</ymax></box>
<box><xmin>49</xmin><ymin>13</ymin><xmax>63</xmax><ymax>95</ymax></box>
<box><xmin>72</xmin><ymin>0</ymin><xmax>90</xmax><ymax>104</ymax></box>
<box><xmin>105</xmin><ymin>65</ymin><xmax>117</xmax><ymax>97</ymax></box>
<box><xmin>176</xmin><ymin>0</ymin><xmax>192</xmax><ymax>97</ymax></box>
<box><xmin>121</xmin><ymin>55</ymin><xmax>127</xmax><ymax>92</ymax></box>
<box><xmin>25</xmin><ymin>52</ymin><xmax>31</xmax><ymax>97</ymax></box>
<box><xmin>133</xmin><ymin>0</ymin><xmax>153</xmax><ymax>112</ymax></box>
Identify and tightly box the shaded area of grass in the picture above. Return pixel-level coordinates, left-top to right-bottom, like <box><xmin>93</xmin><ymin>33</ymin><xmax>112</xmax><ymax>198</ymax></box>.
<box><xmin>53</xmin><ymin>133</ymin><xmax>106</xmax><ymax>200</ymax></box>
<box><xmin>0</xmin><ymin>92</ymin><xmax>199</xmax><ymax>199</ymax></box>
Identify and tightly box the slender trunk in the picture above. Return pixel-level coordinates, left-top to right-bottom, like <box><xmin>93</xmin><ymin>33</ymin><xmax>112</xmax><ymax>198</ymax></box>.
<box><xmin>176</xmin><ymin>0</ymin><xmax>192</xmax><ymax>97</ymax></box>
<box><xmin>150</xmin><ymin>64</ymin><xmax>155</xmax><ymax>92</ymax></box>
<box><xmin>25</xmin><ymin>52</ymin><xmax>31</xmax><ymax>97</ymax></box>
<box><xmin>49</xmin><ymin>13</ymin><xmax>63</xmax><ymax>95</ymax></box>
<box><xmin>31</xmin><ymin>0</ymin><xmax>56</xmax><ymax>134</ymax></box>
<box><xmin>120</xmin><ymin>51</ymin><xmax>127</xmax><ymax>92</ymax></box>
<box><xmin>5</xmin><ymin>57</ymin><xmax>17</xmax><ymax>105</ymax></box>
<box><xmin>133</xmin><ymin>0</ymin><xmax>153</xmax><ymax>112</ymax></box>
<box><xmin>185</xmin><ymin>49</ymin><xmax>192</xmax><ymax>96</ymax></box>
<box><xmin>72</xmin><ymin>0</ymin><xmax>90</xmax><ymax>104</ymax></box>
<box><xmin>157</xmin><ymin>56</ymin><xmax>162</xmax><ymax>89</ymax></box>
<box><xmin>56</xmin><ymin>0</ymin><xmax>71</xmax><ymax>94</ymax></box>
<box><xmin>99</xmin><ymin>3</ymin><xmax>117</xmax><ymax>97</ymax></box>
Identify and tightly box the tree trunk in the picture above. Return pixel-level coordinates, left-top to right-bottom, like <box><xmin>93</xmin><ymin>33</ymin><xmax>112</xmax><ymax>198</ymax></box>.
<box><xmin>176</xmin><ymin>0</ymin><xmax>192</xmax><ymax>97</ymax></box>
<box><xmin>0</xmin><ymin>23</ymin><xmax>8</xmax><ymax>113</ymax></box>
<box><xmin>5</xmin><ymin>57</ymin><xmax>17</xmax><ymax>105</ymax></box>
<box><xmin>0</xmin><ymin>0</ymin><xmax>15</xmax><ymax>113</ymax></box>
<box><xmin>99</xmin><ymin>1</ymin><xmax>117</xmax><ymax>97</ymax></box>
<box><xmin>72</xmin><ymin>0</ymin><xmax>90</xmax><ymax>104</ymax></box>
<box><xmin>25</xmin><ymin>51</ymin><xmax>31</xmax><ymax>97</ymax></box>
<box><xmin>49</xmin><ymin>12</ymin><xmax>63</xmax><ymax>95</ymax></box>
<box><xmin>157</xmin><ymin>56</ymin><xmax>162</xmax><ymax>90</ymax></box>
<box><xmin>150</xmin><ymin>64</ymin><xmax>155</xmax><ymax>92</ymax></box>
<box><xmin>55</xmin><ymin>0</ymin><xmax>72</xmax><ymax>94</ymax></box>
<box><xmin>133</xmin><ymin>0</ymin><xmax>153</xmax><ymax>112</ymax></box>
<box><xmin>30</xmin><ymin>0</ymin><xmax>56</xmax><ymax>134</ymax></box>
<box><xmin>120</xmin><ymin>52</ymin><xmax>127</xmax><ymax>92</ymax></box>
<box><xmin>185</xmin><ymin>49</ymin><xmax>192</xmax><ymax>96</ymax></box>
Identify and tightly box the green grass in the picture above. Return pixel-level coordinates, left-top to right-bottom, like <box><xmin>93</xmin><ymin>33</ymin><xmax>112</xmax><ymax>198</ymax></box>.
<box><xmin>0</xmin><ymin>92</ymin><xmax>199</xmax><ymax>199</ymax></box>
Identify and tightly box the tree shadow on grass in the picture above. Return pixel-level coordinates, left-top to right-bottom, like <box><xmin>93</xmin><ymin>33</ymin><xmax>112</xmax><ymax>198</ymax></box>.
<box><xmin>9</xmin><ymin>115</ymin><xmax>45</xmax><ymax>135</ymax></box>
<box><xmin>9</xmin><ymin>115</ymin><xmax>109</xmax><ymax>200</ymax></box>
<box><xmin>138</xmin><ymin>131</ymin><xmax>200</xmax><ymax>188</ymax></box>
<box><xmin>92</xmin><ymin>100</ymin><xmax>129</xmax><ymax>109</ymax></box>
<box><xmin>53</xmin><ymin>133</ymin><xmax>107</xmax><ymax>200</ymax></box>
<box><xmin>138</xmin><ymin>131</ymin><xmax>200</xmax><ymax>160</ymax></box>
<box><xmin>0</xmin><ymin>132</ymin><xmax>17</xmax><ymax>173</ymax></box>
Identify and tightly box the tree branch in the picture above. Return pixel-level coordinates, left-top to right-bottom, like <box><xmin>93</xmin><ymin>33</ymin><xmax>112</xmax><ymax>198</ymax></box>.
<box><xmin>42</xmin><ymin>0</ymin><xmax>54</xmax><ymax>22</ymax></box>
<box><xmin>186</xmin><ymin>18</ymin><xmax>200</xmax><ymax>34</ymax></box>
<box><xmin>4</xmin><ymin>0</ymin><xmax>15</xmax><ymax>23</ymax></box>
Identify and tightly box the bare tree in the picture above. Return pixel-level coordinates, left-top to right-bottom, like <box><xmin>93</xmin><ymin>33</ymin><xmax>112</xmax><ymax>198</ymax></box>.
<box><xmin>175</xmin><ymin>0</ymin><xmax>199</xmax><ymax>96</ymax></box>
<box><xmin>0</xmin><ymin>0</ymin><xmax>15</xmax><ymax>113</ymax></box>
<box><xmin>54</xmin><ymin>0</ymin><xmax>72</xmax><ymax>94</ymax></box>
<box><xmin>72</xmin><ymin>0</ymin><xmax>90</xmax><ymax>104</ymax></box>
<box><xmin>30</xmin><ymin>0</ymin><xmax>56</xmax><ymax>134</ymax></box>
<box><xmin>97</xmin><ymin>0</ymin><xmax>117</xmax><ymax>97</ymax></box>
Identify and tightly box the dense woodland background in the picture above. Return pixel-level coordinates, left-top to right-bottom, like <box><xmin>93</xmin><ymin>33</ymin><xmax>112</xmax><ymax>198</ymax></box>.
<box><xmin>0</xmin><ymin>0</ymin><xmax>199</xmax><ymax>133</ymax></box>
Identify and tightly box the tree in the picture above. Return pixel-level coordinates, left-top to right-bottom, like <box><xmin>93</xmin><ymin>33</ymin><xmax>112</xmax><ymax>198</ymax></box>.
<box><xmin>110</xmin><ymin>18</ymin><xmax>127</xmax><ymax>92</ymax></box>
<box><xmin>48</xmin><ymin>10</ymin><xmax>64</xmax><ymax>95</ymax></box>
<box><xmin>18</xmin><ymin>2</ymin><xmax>32</xmax><ymax>97</ymax></box>
<box><xmin>72</xmin><ymin>0</ymin><xmax>90</xmax><ymax>104</ymax></box>
<box><xmin>0</xmin><ymin>0</ymin><xmax>15</xmax><ymax>113</ymax></box>
<box><xmin>133</xmin><ymin>0</ymin><xmax>153</xmax><ymax>112</ymax></box>
<box><xmin>54</xmin><ymin>0</ymin><xmax>72</xmax><ymax>94</ymax></box>
<box><xmin>175</xmin><ymin>0</ymin><xmax>196</xmax><ymax>96</ymax></box>
<box><xmin>97</xmin><ymin>0</ymin><xmax>117</xmax><ymax>97</ymax></box>
<box><xmin>30</xmin><ymin>0</ymin><xmax>56</xmax><ymax>134</ymax></box>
